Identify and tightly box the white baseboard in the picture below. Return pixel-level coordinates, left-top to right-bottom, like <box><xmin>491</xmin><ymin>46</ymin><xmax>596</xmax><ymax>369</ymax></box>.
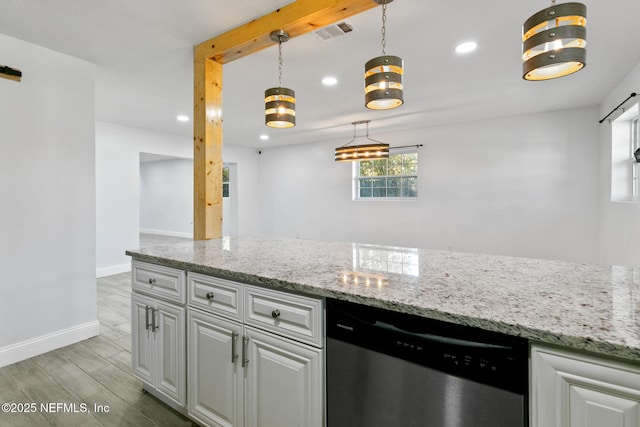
<box><xmin>96</xmin><ymin>263</ymin><xmax>131</xmax><ymax>278</ymax></box>
<box><xmin>140</xmin><ymin>228</ymin><xmax>193</xmax><ymax>239</ymax></box>
<box><xmin>0</xmin><ymin>320</ymin><xmax>100</xmax><ymax>368</ymax></box>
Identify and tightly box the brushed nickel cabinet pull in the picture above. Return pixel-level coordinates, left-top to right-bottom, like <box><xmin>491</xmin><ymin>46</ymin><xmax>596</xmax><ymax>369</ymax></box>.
<box><xmin>152</xmin><ymin>308</ymin><xmax>159</xmax><ymax>332</ymax></box>
<box><xmin>271</xmin><ymin>309</ymin><xmax>281</xmax><ymax>319</ymax></box>
<box><xmin>145</xmin><ymin>305</ymin><xmax>151</xmax><ymax>330</ymax></box>
<box><xmin>206</xmin><ymin>292</ymin><xmax>215</xmax><ymax>300</ymax></box>
<box><xmin>242</xmin><ymin>336</ymin><xmax>249</xmax><ymax>368</ymax></box>
<box><xmin>148</xmin><ymin>277</ymin><xmax>156</xmax><ymax>284</ymax></box>
<box><xmin>231</xmin><ymin>332</ymin><xmax>239</xmax><ymax>363</ymax></box>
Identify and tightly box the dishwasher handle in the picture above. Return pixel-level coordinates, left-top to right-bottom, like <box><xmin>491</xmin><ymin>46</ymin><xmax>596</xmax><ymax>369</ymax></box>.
<box><xmin>372</xmin><ymin>320</ymin><xmax>511</xmax><ymax>351</ymax></box>
<box><xmin>328</xmin><ymin>300</ymin><xmax>521</xmax><ymax>354</ymax></box>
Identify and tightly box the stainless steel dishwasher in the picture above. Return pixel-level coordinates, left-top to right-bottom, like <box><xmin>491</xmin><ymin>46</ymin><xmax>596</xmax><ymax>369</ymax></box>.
<box><xmin>326</xmin><ymin>298</ymin><xmax>528</xmax><ymax>427</ymax></box>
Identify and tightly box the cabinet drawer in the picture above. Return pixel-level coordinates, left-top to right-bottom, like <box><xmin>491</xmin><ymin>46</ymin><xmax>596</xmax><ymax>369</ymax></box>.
<box><xmin>188</xmin><ymin>272</ymin><xmax>243</xmax><ymax>321</ymax></box>
<box><xmin>132</xmin><ymin>260</ymin><xmax>186</xmax><ymax>304</ymax></box>
<box><xmin>244</xmin><ymin>285</ymin><xmax>323</xmax><ymax>348</ymax></box>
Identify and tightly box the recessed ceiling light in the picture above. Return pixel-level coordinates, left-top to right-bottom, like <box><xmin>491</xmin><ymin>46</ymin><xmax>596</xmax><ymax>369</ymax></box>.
<box><xmin>260</xmin><ymin>134</ymin><xmax>269</xmax><ymax>141</ymax></box>
<box><xmin>455</xmin><ymin>41</ymin><xmax>477</xmax><ymax>54</ymax></box>
<box><xmin>177</xmin><ymin>115</ymin><xmax>189</xmax><ymax>122</ymax></box>
<box><xmin>322</xmin><ymin>76</ymin><xmax>338</xmax><ymax>86</ymax></box>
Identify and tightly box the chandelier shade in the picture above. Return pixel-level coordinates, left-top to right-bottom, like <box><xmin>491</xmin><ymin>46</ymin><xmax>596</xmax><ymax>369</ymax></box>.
<box><xmin>522</xmin><ymin>2</ymin><xmax>587</xmax><ymax>81</ymax></box>
<box><xmin>335</xmin><ymin>144</ymin><xmax>390</xmax><ymax>162</ymax></box>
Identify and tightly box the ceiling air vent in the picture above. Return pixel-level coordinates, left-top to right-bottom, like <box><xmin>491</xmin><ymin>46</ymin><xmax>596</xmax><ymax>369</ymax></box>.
<box><xmin>314</xmin><ymin>21</ymin><xmax>355</xmax><ymax>42</ymax></box>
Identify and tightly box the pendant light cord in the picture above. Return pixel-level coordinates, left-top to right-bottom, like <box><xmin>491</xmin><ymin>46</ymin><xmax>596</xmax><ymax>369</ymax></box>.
<box><xmin>341</xmin><ymin>120</ymin><xmax>385</xmax><ymax>147</ymax></box>
<box><xmin>278</xmin><ymin>39</ymin><xmax>283</xmax><ymax>87</ymax></box>
<box><xmin>381</xmin><ymin>0</ymin><xmax>387</xmax><ymax>55</ymax></box>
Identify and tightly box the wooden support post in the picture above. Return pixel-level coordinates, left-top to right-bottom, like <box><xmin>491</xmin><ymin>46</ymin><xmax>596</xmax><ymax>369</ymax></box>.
<box><xmin>193</xmin><ymin>0</ymin><xmax>378</xmax><ymax>240</ymax></box>
<box><xmin>193</xmin><ymin>57</ymin><xmax>223</xmax><ymax>240</ymax></box>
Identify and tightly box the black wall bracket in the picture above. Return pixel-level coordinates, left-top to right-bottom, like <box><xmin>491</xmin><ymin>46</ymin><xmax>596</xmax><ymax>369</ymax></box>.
<box><xmin>0</xmin><ymin>64</ymin><xmax>22</xmax><ymax>82</ymax></box>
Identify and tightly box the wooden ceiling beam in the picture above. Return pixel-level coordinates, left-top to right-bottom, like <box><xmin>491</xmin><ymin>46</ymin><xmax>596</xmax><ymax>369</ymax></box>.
<box><xmin>194</xmin><ymin>0</ymin><xmax>377</xmax><ymax>64</ymax></box>
<box><xmin>193</xmin><ymin>0</ymin><xmax>377</xmax><ymax>240</ymax></box>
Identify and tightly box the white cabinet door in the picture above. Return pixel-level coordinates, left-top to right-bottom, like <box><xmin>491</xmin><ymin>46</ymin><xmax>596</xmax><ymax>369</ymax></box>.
<box><xmin>244</xmin><ymin>326</ymin><xmax>324</xmax><ymax>427</ymax></box>
<box><xmin>188</xmin><ymin>309</ymin><xmax>244</xmax><ymax>427</ymax></box>
<box><xmin>155</xmin><ymin>300</ymin><xmax>186</xmax><ymax>407</ymax></box>
<box><xmin>531</xmin><ymin>345</ymin><xmax>640</xmax><ymax>427</ymax></box>
<box><xmin>131</xmin><ymin>293</ymin><xmax>186</xmax><ymax>408</ymax></box>
<box><xmin>131</xmin><ymin>293</ymin><xmax>155</xmax><ymax>385</ymax></box>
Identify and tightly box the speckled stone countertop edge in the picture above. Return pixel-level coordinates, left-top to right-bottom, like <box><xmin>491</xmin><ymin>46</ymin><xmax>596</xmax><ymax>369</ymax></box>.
<box><xmin>126</xmin><ymin>251</ymin><xmax>640</xmax><ymax>363</ymax></box>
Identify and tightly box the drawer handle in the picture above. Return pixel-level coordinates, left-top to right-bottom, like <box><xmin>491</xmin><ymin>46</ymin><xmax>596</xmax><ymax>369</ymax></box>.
<box><xmin>206</xmin><ymin>292</ymin><xmax>215</xmax><ymax>300</ymax></box>
<box><xmin>148</xmin><ymin>278</ymin><xmax>156</xmax><ymax>285</ymax></box>
<box><xmin>271</xmin><ymin>309</ymin><xmax>281</xmax><ymax>319</ymax></box>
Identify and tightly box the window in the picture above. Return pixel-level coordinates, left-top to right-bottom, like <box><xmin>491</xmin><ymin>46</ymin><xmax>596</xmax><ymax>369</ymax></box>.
<box><xmin>222</xmin><ymin>165</ymin><xmax>230</xmax><ymax>198</ymax></box>
<box><xmin>354</xmin><ymin>150</ymin><xmax>418</xmax><ymax>200</ymax></box>
<box><xmin>611</xmin><ymin>103</ymin><xmax>639</xmax><ymax>202</ymax></box>
<box><xmin>632</xmin><ymin>117</ymin><xmax>639</xmax><ymax>198</ymax></box>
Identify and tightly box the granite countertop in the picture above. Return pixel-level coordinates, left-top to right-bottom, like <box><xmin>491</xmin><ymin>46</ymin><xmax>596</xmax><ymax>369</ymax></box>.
<box><xmin>126</xmin><ymin>235</ymin><xmax>640</xmax><ymax>363</ymax></box>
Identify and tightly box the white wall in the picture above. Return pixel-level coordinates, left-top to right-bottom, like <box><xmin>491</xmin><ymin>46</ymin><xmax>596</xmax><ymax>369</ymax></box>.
<box><xmin>0</xmin><ymin>33</ymin><xmax>97</xmax><ymax>365</ymax></box>
<box><xmin>597</xmin><ymin>59</ymin><xmax>640</xmax><ymax>267</ymax></box>
<box><xmin>96</xmin><ymin>122</ymin><xmax>260</xmax><ymax>276</ymax></box>
<box><xmin>223</xmin><ymin>145</ymin><xmax>260</xmax><ymax>237</ymax></box>
<box><xmin>257</xmin><ymin>106</ymin><xmax>601</xmax><ymax>264</ymax></box>
<box><xmin>140</xmin><ymin>158</ymin><xmax>193</xmax><ymax>236</ymax></box>
<box><xmin>96</xmin><ymin>122</ymin><xmax>192</xmax><ymax>276</ymax></box>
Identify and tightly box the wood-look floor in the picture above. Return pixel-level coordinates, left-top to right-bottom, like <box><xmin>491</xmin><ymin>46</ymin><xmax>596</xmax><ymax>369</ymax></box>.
<box><xmin>0</xmin><ymin>234</ymin><xmax>196</xmax><ymax>427</ymax></box>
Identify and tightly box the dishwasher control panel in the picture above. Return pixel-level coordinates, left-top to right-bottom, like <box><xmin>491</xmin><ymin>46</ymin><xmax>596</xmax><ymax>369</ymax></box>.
<box><xmin>327</xmin><ymin>298</ymin><xmax>528</xmax><ymax>394</ymax></box>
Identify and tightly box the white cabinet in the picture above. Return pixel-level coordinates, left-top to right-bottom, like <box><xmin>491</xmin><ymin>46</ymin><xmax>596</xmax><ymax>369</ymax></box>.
<box><xmin>188</xmin><ymin>308</ymin><xmax>244</xmax><ymax>427</ymax></box>
<box><xmin>530</xmin><ymin>345</ymin><xmax>640</xmax><ymax>427</ymax></box>
<box><xmin>187</xmin><ymin>273</ymin><xmax>324</xmax><ymax>427</ymax></box>
<box><xmin>132</xmin><ymin>260</ymin><xmax>186</xmax><ymax>303</ymax></box>
<box><xmin>244</xmin><ymin>326</ymin><xmax>323</xmax><ymax>427</ymax></box>
<box><xmin>244</xmin><ymin>284</ymin><xmax>323</xmax><ymax>348</ymax></box>
<box><xmin>131</xmin><ymin>261</ymin><xmax>186</xmax><ymax>410</ymax></box>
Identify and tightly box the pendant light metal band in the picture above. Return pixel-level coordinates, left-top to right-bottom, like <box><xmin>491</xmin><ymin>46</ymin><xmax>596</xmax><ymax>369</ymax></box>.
<box><xmin>522</xmin><ymin>2</ymin><xmax>587</xmax><ymax>81</ymax></box>
<box><xmin>265</xmin><ymin>30</ymin><xmax>296</xmax><ymax>128</ymax></box>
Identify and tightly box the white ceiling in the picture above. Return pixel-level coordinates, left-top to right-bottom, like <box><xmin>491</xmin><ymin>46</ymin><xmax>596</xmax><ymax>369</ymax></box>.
<box><xmin>2</xmin><ymin>0</ymin><xmax>639</xmax><ymax>149</ymax></box>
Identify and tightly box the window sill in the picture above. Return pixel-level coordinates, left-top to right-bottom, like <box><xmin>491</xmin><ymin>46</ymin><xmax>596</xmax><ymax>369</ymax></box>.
<box><xmin>609</xmin><ymin>199</ymin><xmax>640</xmax><ymax>205</ymax></box>
<box><xmin>353</xmin><ymin>197</ymin><xmax>418</xmax><ymax>202</ymax></box>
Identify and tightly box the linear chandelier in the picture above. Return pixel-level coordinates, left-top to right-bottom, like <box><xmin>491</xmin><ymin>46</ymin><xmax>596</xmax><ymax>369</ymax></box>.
<box><xmin>335</xmin><ymin>120</ymin><xmax>390</xmax><ymax>162</ymax></box>
<box><xmin>265</xmin><ymin>30</ymin><xmax>296</xmax><ymax>128</ymax></box>
<box><xmin>522</xmin><ymin>1</ymin><xmax>587</xmax><ymax>81</ymax></box>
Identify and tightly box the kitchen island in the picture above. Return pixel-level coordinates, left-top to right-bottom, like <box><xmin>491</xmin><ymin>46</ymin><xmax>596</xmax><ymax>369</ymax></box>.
<box><xmin>127</xmin><ymin>235</ymin><xmax>639</xmax><ymax>362</ymax></box>
<box><xmin>126</xmin><ymin>235</ymin><xmax>640</xmax><ymax>427</ymax></box>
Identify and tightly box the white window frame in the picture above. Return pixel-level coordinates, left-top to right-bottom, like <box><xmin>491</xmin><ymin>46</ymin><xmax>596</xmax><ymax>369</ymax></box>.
<box><xmin>352</xmin><ymin>148</ymin><xmax>418</xmax><ymax>201</ymax></box>
<box><xmin>610</xmin><ymin>103</ymin><xmax>639</xmax><ymax>203</ymax></box>
<box><xmin>632</xmin><ymin>117</ymin><xmax>639</xmax><ymax>199</ymax></box>
<box><xmin>222</xmin><ymin>164</ymin><xmax>230</xmax><ymax>198</ymax></box>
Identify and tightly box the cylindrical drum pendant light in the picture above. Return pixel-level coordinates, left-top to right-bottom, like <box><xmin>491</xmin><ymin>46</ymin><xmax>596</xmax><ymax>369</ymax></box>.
<box><xmin>364</xmin><ymin>0</ymin><xmax>404</xmax><ymax>110</ymax></box>
<box><xmin>265</xmin><ymin>87</ymin><xmax>296</xmax><ymax>128</ymax></box>
<box><xmin>265</xmin><ymin>30</ymin><xmax>296</xmax><ymax>128</ymax></box>
<box><xmin>522</xmin><ymin>1</ymin><xmax>587</xmax><ymax>81</ymax></box>
<box><xmin>365</xmin><ymin>55</ymin><xmax>404</xmax><ymax>110</ymax></box>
